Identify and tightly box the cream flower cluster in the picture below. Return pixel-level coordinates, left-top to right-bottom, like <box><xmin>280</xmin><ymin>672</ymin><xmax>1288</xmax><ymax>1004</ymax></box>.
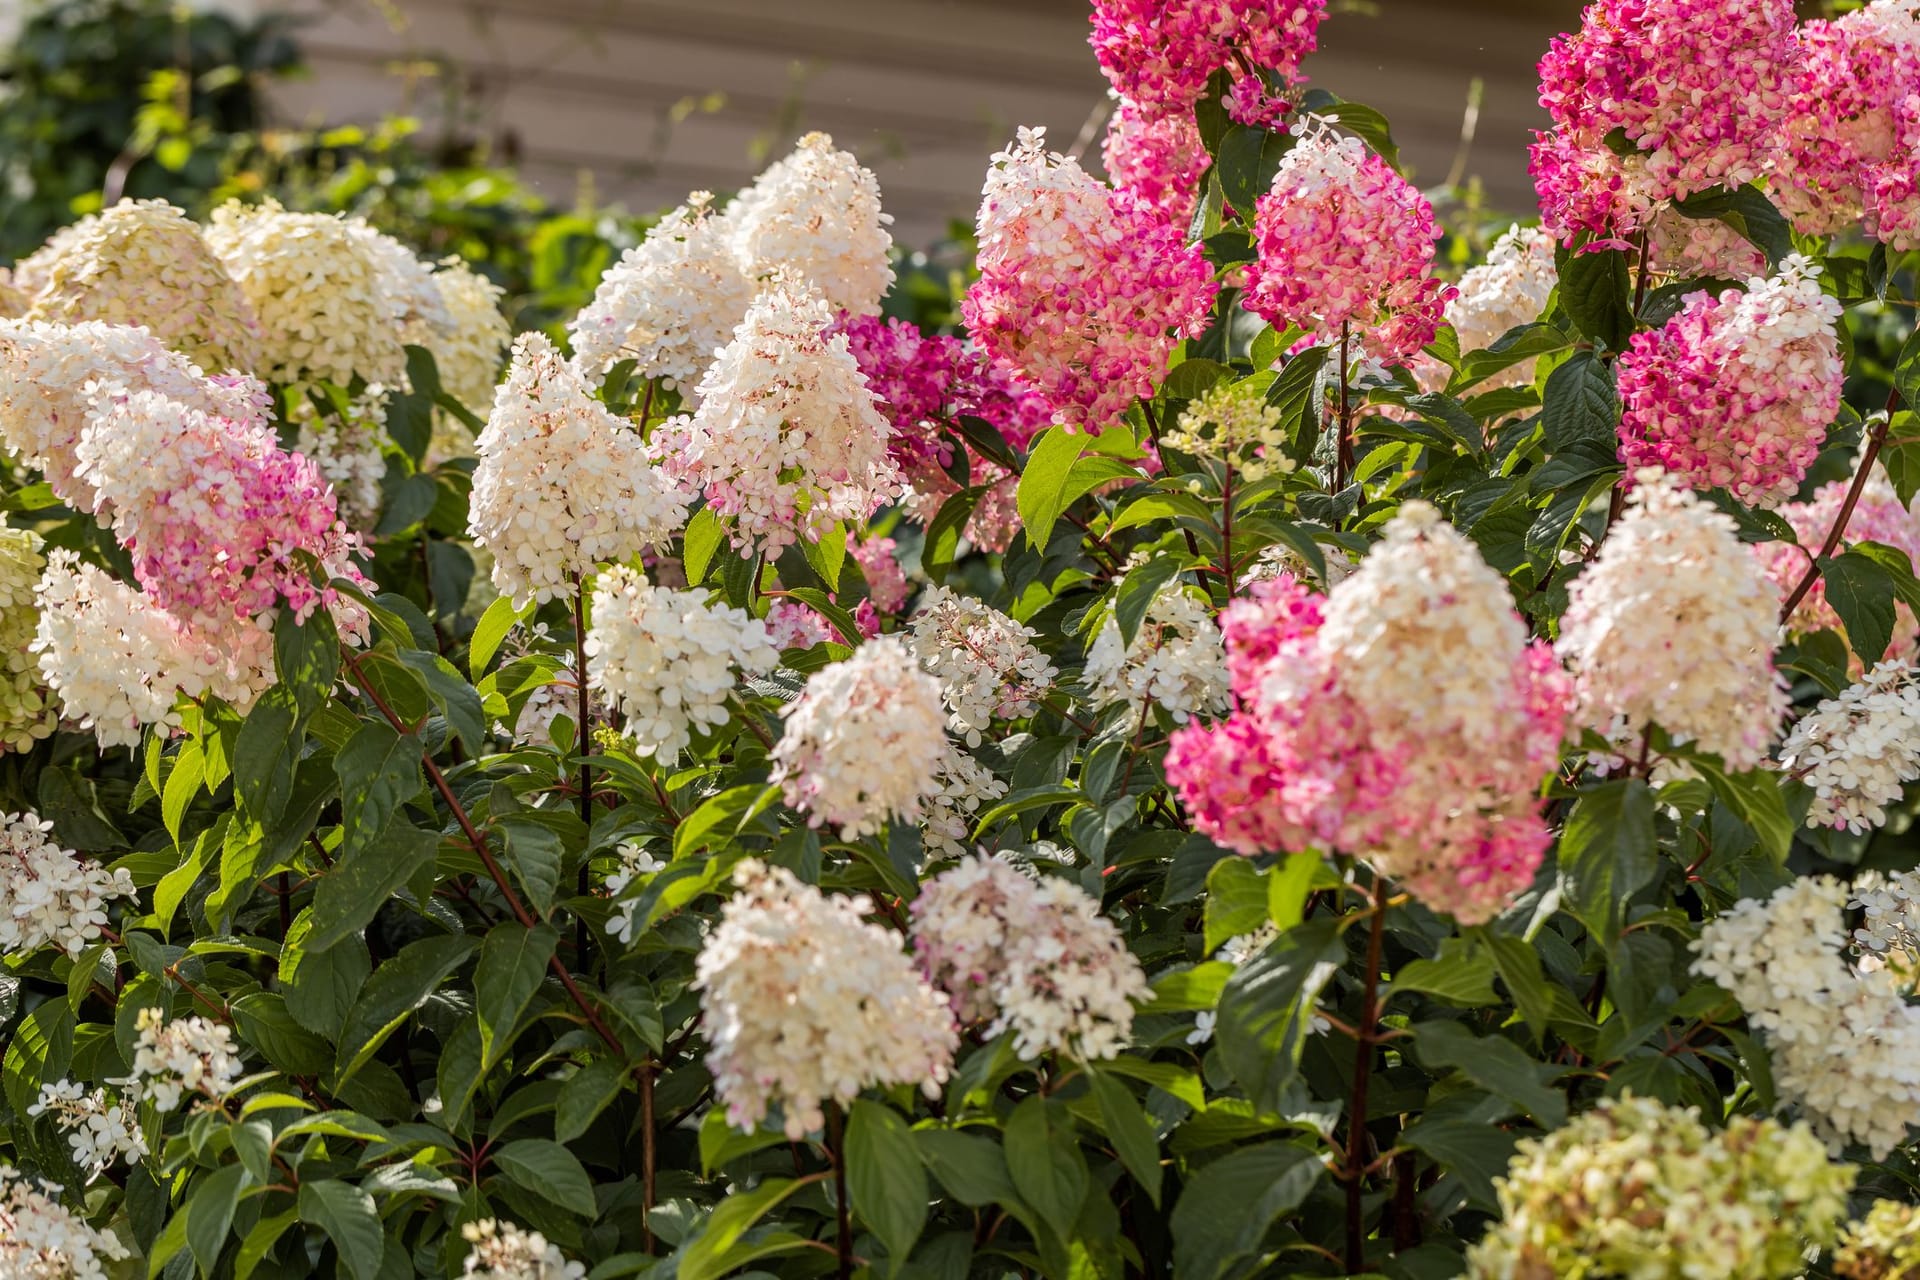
<box><xmin>770</xmin><ymin>636</ymin><xmax>949</xmax><ymax>838</ymax></box>
<box><xmin>906</xmin><ymin>586</ymin><xmax>1057</xmax><ymax>745</ymax></box>
<box><xmin>1556</xmin><ymin>470</ymin><xmax>1788</xmax><ymax>770</ymax></box>
<box><xmin>0</xmin><ymin>1165</ymin><xmax>131</xmax><ymax>1280</ymax></box>
<box><xmin>0</xmin><ymin>527</ymin><xmax>55</xmax><ymax>752</ymax></box>
<box><xmin>1837</xmin><ymin>1199</ymin><xmax>1920</xmax><ymax>1280</ymax></box>
<box><xmin>1779</xmin><ymin>660</ymin><xmax>1920</xmax><ymax>833</ymax></box>
<box><xmin>29</xmin><ymin>1081</ymin><xmax>147</xmax><ymax>1178</ymax></box>
<box><xmin>24</xmin><ymin>198</ymin><xmax>259</xmax><ymax>375</ymax></box>
<box><xmin>1085</xmin><ymin>586</ymin><xmax>1231</xmax><ymax>725</ymax></box>
<box><xmin>127</xmin><ymin>1007</ymin><xmax>244</xmax><ymax>1112</ymax></box>
<box><xmin>468</xmin><ymin>333</ymin><xmax>687</xmax><ymax>606</ymax></box>
<box><xmin>1442</xmin><ymin>224</ymin><xmax>1557</xmax><ymax>388</ymax></box>
<box><xmin>1164</xmin><ymin>381</ymin><xmax>1294</xmax><ymax>482</ymax></box>
<box><xmin>1465</xmin><ymin>1095</ymin><xmax>1852</xmax><ymax>1280</ymax></box>
<box><xmin>922</xmin><ymin>746</ymin><xmax>1010</xmax><ymax>860</ymax></box>
<box><xmin>460</xmin><ymin>1219</ymin><xmax>586</xmax><ymax>1280</ymax></box>
<box><xmin>569</xmin><ymin>193</ymin><xmax>755</xmax><ymax>386</ymax></box>
<box><xmin>584</xmin><ymin>565</ymin><xmax>779</xmax><ymax>760</ymax></box>
<box><xmin>693</xmin><ymin>860</ymin><xmax>956</xmax><ymax>1138</ymax></box>
<box><xmin>655</xmin><ymin>277</ymin><xmax>900</xmax><ymax>560</ymax></box>
<box><xmin>1693</xmin><ymin>875</ymin><xmax>1920</xmax><ymax>1157</ymax></box>
<box><xmin>728</xmin><ymin>133</ymin><xmax>894</xmax><ymax>316</ymax></box>
<box><xmin>910</xmin><ymin>854</ymin><xmax>1150</xmax><ymax>1060</ymax></box>
<box><xmin>0</xmin><ymin>810</ymin><xmax>134</xmax><ymax>958</ymax></box>
<box><xmin>512</xmin><ymin>664</ymin><xmax>580</xmax><ymax>749</ymax></box>
<box><xmin>425</xmin><ymin>260</ymin><xmax>513</xmax><ymax>429</ymax></box>
<box><xmin>0</xmin><ymin>269</ymin><xmax>25</xmax><ymax>318</ymax></box>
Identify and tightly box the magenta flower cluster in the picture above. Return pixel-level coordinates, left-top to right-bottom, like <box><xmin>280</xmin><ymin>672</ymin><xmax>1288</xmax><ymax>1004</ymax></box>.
<box><xmin>1243</xmin><ymin>117</ymin><xmax>1451</xmax><ymax>363</ymax></box>
<box><xmin>1102</xmin><ymin>98</ymin><xmax>1212</xmax><ymax>224</ymax></box>
<box><xmin>1089</xmin><ymin>0</ymin><xmax>1328</xmax><ymax>127</ymax></box>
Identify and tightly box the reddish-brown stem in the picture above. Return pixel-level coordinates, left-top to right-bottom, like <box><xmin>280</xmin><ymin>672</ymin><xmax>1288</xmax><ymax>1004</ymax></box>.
<box><xmin>345</xmin><ymin>652</ymin><xmax>625</xmax><ymax>1058</ymax></box>
<box><xmin>1142</xmin><ymin>398</ymin><xmax>1208</xmax><ymax>569</ymax></box>
<box><xmin>1220</xmin><ymin>457</ymin><xmax>1237</xmax><ymax>601</ymax></box>
<box><xmin>1779</xmin><ymin>388</ymin><xmax>1902</xmax><ymax>621</ymax></box>
<box><xmin>828</xmin><ymin>1104</ymin><xmax>853</xmax><ymax>1280</ymax></box>
<box><xmin>641</xmin><ymin>1060</ymin><xmax>657</xmax><ymax>1253</ymax></box>
<box><xmin>1334</xmin><ymin>320</ymin><xmax>1355</xmax><ymax>497</ymax></box>
<box><xmin>1344</xmin><ymin>880</ymin><xmax>1387</xmax><ymax>1274</ymax></box>
<box><xmin>277</xmin><ymin>871</ymin><xmax>292</xmax><ymax>938</ymax></box>
<box><xmin>637</xmin><ymin>379</ymin><xmax>658</xmax><ymax>432</ymax></box>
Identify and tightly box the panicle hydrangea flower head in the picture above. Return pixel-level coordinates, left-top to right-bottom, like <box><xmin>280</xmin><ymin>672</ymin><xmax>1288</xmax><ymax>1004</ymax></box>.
<box><xmin>204</xmin><ymin>200</ymin><xmax>408</xmax><ymax>391</ymax></box>
<box><xmin>1779</xmin><ymin>661</ymin><xmax>1920</xmax><ymax>834</ymax></box>
<box><xmin>0</xmin><ymin>270</ymin><xmax>25</xmax><ymax>319</ymax></box>
<box><xmin>29</xmin><ymin>1081</ymin><xmax>146</xmax><ymax>1178</ymax></box>
<box><xmin>728</xmin><ymin>133</ymin><xmax>894</xmax><ymax>316</ymax></box>
<box><xmin>911</xmin><ymin>854</ymin><xmax>1150</xmax><ymax>1059</ymax></box>
<box><xmin>24</xmin><ymin>198</ymin><xmax>259</xmax><ymax>375</ymax></box>
<box><xmin>1777</xmin><ymin>2</ymin><xmax>1920</xmax><ymax>248</ymax></box>
<box><xmin>1084</xmin><ymin>586</ymin><xmax>1231</xmax><ymax>725</ymax></box>
<box><xmin>0</xmin><ymin>319</ymin><xmax>269</xmax><ymax>510</ymax></box>
<box><xmin>1837</xmin><ymin>1199</ymin><xmax>1920</xmax><ymax>1280</ymax></box>
<box><xmin>31</xmin><ymin>550</ymin><xmax>273</xmax><ymax>746</ymax></box>
<box><xmin>1245</xmin><ymin>116</ymin><xmax>1451</xmax><ymax>364</ymax></box>
<box><xmin>569</xmin><ymin>193</ymin><xmax>755</xmax><ymax>387</ymax></box>
<box><xmin>963</xmin><ymin>127</ymin><xmax>1217</xmax><ymax>432</ymax></box>
<box><xmin>1532</xmin><ymin>0</ymin><xmax>1801</xmax><ymax>239</ymax></box>
<box><xmin>1088</xmin><ymin>0</ymin><xmax>1327</xmax><ymax>125</ymax></box>
<box><xmin>469</xmin><ymin>333</ymin><xmax>688</xmax><ymax>607</ymax></box>
<box><xmin>1164</xmin><ymin>380</ymin><xmax>1294</xmax><ymax>481</ymax></box>
<box><xmin>693</xmin><ymin>859</ymin><xmax>956</xmax><ymax>1138</ymax></box>
<box><xmin>0</xmin><ymin>528</ymin><xmax>55</xmax><ymax>753</ymax></box>
<box><xmin>922</xmin><ymin>745</ymin><xmax>1009</xmax><ymax>860</ymax></box>
<box><xmin>128</xmin><ymin>1007</ymin><xmax>243</xmax><ymax>1112</ymax></box>
<box><xmin>584</xmin><ymin>565</ymin><xmax>779</xmax><ymax>761</ymax></box>
<box><xmin>834</xmin><ymin>313</ymin><xmax>968</xmax><ymax>472</ymax></box>
<box><xmin>850</xmin><ymin>533</ymin><xmax>908</xmax><ymax>615</ymax></box>
<box><xmin>1438</xmin><ymin>224</ymin><xmax>1558</xmax><ymax>385</ymax></box>
<box><xmin>769</xmin><ymin>635</ymin><xmax>949</xmax><ymax>839</ymax></box>
<box><xmin>424</xmin><ymin>260</ymin><xmax>512</xmax><ymax>449</ymax></box>
<box><xmin>1557</xmin><ymin>470</ymin><xmax>1788</xmax><ymax>769</ymax></box>
<box><xmin>1465</xmin><ymin>1094</ymin><xmax>1853</xmax><ymax>1279</ymax></box>
<box><xmin>1101</xmin><ymin>95</ymin><xmax>1211</xmax><ymax>223</ymax></box>
<box><xmin>75</xmin><ymin>388</ymin><xmax>369</xmax><ymax>637</ymax></box>
<box><xmin>1167</xmin><ymin>505</ymin><xmax>1570</xmax><ymax>923</ymax></box>
<box><xmin>1615</xmin><ymin>256</ymin><xmax>1842</xmax><ymax>507</ymax></box>
<box><xmin>1693</xmin><ymin>874</ymin><xmax>1920</xmax><ymax>1157</ymax></box>
<box><xmin>1759</xmin><ymin>465</ymin><xmax>1920</xmax><ymax>666</ymax></box>
<box><xmin>0</xmin><ymin>1164</ymin><xmax>132</xmax><ymax>1279</ymax></box>
<box><xmin>655</xmin><ymin>277</ymin><xmax>899</xmax><ymax>560</ymax></box>
<box><xmin>905</xmin><ymin>585</ymin><xmax>1058</xmax><ymax>745</ymax></box>
<box><xmin>460</xmin><ymin>1219</ymin><xmax>585</xmax><ymax>1280</ymax></box>
<box><xmin>763</xmin><ymin>600</ymin><xmax>838</xmax><ymax>651</ymax></box>
<box><xmin>0</xmin><ymin>810</ymin><xmax>134</xmax><ymax>958</ymax></box>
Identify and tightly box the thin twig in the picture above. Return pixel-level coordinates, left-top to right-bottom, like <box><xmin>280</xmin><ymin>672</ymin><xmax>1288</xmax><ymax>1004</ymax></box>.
<box><xmin>1779</xmin><ymin>386</ymin><xmax>1902</xmax><ymax>620</ymax></box>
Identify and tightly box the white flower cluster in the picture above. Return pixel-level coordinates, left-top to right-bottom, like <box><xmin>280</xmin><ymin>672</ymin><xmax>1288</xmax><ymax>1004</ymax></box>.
<box><xmin>604</xmin><ymin>840</ymin><xmax>667</xmax><ymax>945</ymax></box>
<box><xmin>29</xmin><ymin>1081</ymin><xmax>147</xmax><ymax>1178</ymax></box>
<box><xmin>32</xmin><ymin>551</ymin><xmax>272</xmax><ymax>748</ymax></box>
<box><xmin>1780</xmin><ymin>660</ymin><xmax>1920</xmax><ymax>833</ymax></box>
<box><xmin>569</xmin><ymin>194</ymin><xmax>755</xmax><ymax>387</ymax></box>
<box><xmin>1321</xmin><ymin>501</ymin><xmax>1530</xmax><ymax>747</ymax></box>
<box><xmin>424</xmin><ymin>260</ymin><xmax>513</xmax><ymax>442</ymax></box>
<box><xmin>1465</xmin><ymin>1095</ymin><xmax>1853</xmax><ymax>1280</ymax></box>
<box><xmin>24</xmin><ymin>198</ymin><xmax>260</xmax><ymax>376</ymax></box>
<box><xmin>911</xmin><ymin>854</ymin><xmax>1149</xmax><ymax>1060</ymax></box>
<box><xmin>460</xmin><ymin>1219</ymin><xmax>585</xmax><ymax>1280</ymax></box>
<box><xmin>584</xmin><ymin>565</ymin><xmax>779</xmax><ymax>760</ymax></box>
<box><xmin>511</xmin><ymin>664</ymin><xmax>580</xmax><ymax>748</ymax></box>
<box><xmin>729</xmin><ymin>132</ymin><xmax>895</xmax><ymax>315</ymax></box>
<box><xmin>127</xmin><ymin>1007</ymin><xmax>243</xmax><ymax>1112</ymax></box>
<box><xmin>0</xmin><ymin>1165</ymin><xmax>131</xmax><ymax>1280</ymax></box>
<box><xmin>656</xmin><ymin>277</ymin><xmax>901</xmax><ymax>560</ymax></box>
<box><xmin>0</xmin><ymin>319</ymin><xmax>268</xmax><ymax>510</ymax></box>
<box><xmin>1443</xmin><ymin>224</ymin><xmax>1557</xmax><ymax>372</ymax></box>
<box><xmin>1085</xmin><ymin>586</ymin><xmax>1230</xmax><ymax>724</ymax></box>
<box><xmin>906</xmin><ymin>585</ymin><xmax>1057</xmax><ymax>744</ymax></box>
<box><xmin>693</xmin><ymin>860</ymin><xmax>956</xmax><ymax>1138</ymax></box>
<box><xmin>0</xmin><ymin>810</ymin><xmax>133</xmax><ymax>958</ymax></box>
<box><xmin>922</xmin><ymin>746</ymin><xmax>1010</xmax><ymax>860</ymax></box>
<box><xmin>1693</xmin><ymin>875</ymin><xmax>1920</xmax><ymax>1157</ymax></box>
<box><xmin>1852</xmin><ymin>871</ymin><xmax>1920</xmax><ymax>967</ymax></box>
<box><xmin>0</xmin><ymin>527</ymin><xmax>55</xmax><ymax>753</ymax></box>
<box><xmin>770</xmin><ymin>636</ymin><xmax>949</xmax><ymax>839</ymax></box>
<box><xmin>468</xmin><ymin>333</ymin><xmax>688</xmax><ymax>606</ymax></box>
<box><xmin>1557</xmin><ymin>469</ymin><xmax>1788</xmax><ymax>770</ymax></box>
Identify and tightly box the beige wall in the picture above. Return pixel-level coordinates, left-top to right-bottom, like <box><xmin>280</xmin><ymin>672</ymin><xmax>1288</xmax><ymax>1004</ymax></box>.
<box><xmin>269</xmin><ymin>0</ymin><xmax>1582</xmax><ymax>240</ymax></box>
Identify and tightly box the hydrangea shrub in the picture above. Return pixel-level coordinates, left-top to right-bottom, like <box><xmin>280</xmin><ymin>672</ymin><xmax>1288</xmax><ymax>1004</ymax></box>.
<box><xmin>8</xmin><ymin>3</ymin><xmax>1920</xmax><ymax>1278</ymax></box>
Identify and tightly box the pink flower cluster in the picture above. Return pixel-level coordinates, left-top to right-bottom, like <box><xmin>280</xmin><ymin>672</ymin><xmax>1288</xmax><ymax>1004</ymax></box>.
<box><xmin>963</xmin><ymin>128</ymin><xmax>1217</xmax><ymax>433</ymax></box>
<box><xmin>75</xmin><ymin>387</ymin><xmax>369</xmax><ymax>639</ymax></box>
<box><xmin>1166</xmin><ymin>508</ymin><xmax>1569</xmax><ymax>924</ymax></box>
<box><xmin>1615</xmin><ymin>256</ymin><xmax>1842</xmax><ymax>508</ymax></box>
<box><xmin>1760</xmin><ymin>467</ymin><xmax>1920</xmax><ymax>667</ymax></box>
<box><xmin>1777</xmin><ymin>2</ymin><xmax>1920</xmax><ymax>250</ymax></box>
<box><xmin>1102</xmin><ymin>98</ymin><xmax>1211</xmax><ymax>224</ymax></box>
<box><xmin>1531</xmin><ymin>0</ymin><xmax>1801</xmax><ymax>244</ymax></box>
<box><xmin>1244</xmin><ymin>117</ymin><xmax>1451</xmax><ymax>363</ymax></box>
<box><xmin>1089</xmin><ymin>0</ymin><xmax>1328</xmax><ymax>127</ymax></box>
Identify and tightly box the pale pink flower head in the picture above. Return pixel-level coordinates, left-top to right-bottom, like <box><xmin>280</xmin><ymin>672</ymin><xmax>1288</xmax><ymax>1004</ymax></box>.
<box><xmin>1616</xmin><ymin>255</ymin><xmax>1843</xmax><ymax>508</ymax></box>
<box><xmin>850</xmin><ymin>534</ymin><xmax>909</xmax><ymax>615</ymax></box>
<box><xmin>1089</xmin><ymin>0</ymin><xmax>1328</xmax><ymax>125</ymax></box>
<box><xmin>962</xmin><ymin>127</ymin><xmax>1217</xmax><ymax>433</ymax></box>
<box><xmin>1244</xmin><ymin>116</ymin><xmax>1451</xmax><ymax>364</ymax></box>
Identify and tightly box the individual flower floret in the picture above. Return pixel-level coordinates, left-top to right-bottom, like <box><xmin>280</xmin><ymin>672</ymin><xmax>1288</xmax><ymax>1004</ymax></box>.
<box><xmin>727</xmin><ymin>133</ymin><xmax>894</xmax><ymax>316</ymax></box>
<box><xmin>905</xmin><ymin>586</ymin><xmax>1057</xmax><ymax>745</ymax></box>
<box><xmin>0</xmin><ymin>810</ymin><xmax>134</xmax><ymax>957</ymax></box>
